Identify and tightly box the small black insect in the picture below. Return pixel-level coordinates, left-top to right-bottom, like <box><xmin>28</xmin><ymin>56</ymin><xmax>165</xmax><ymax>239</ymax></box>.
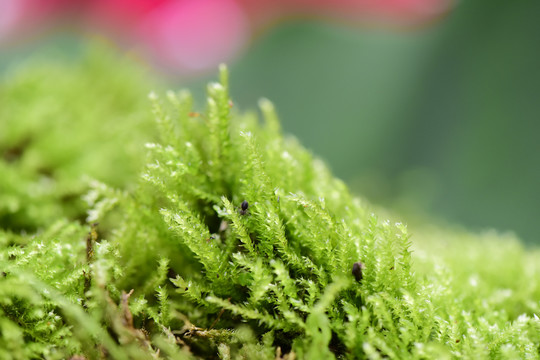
<box><xmin>240</xmin><ymin>200</ymin><xmax>249</xmax><ymax>215</ymax></box>
<box><xmin>352</xmin><ymin>261</ymin><xmax>365</xmax><ymax>282</ymax></box>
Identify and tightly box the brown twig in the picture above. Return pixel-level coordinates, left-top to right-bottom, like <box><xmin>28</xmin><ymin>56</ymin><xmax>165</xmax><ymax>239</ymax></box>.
<box><xmin>83</xmin><ymin>223</ymin><xmax>99</xmax><ymax>306</ymax></box>
<box><xmin>121</xmin><ymin>289</ymin><xmax>135</xmax><ymax>329</ymax></box>
<box><xmin>209</xmin><ymin>301</ymin><xmax>228</xmax><ymax>330</ymax></box>
<box><xmin>86</xmin><ymin>222</ymin><xmax>99</xmax><ymax>263</ymax></box>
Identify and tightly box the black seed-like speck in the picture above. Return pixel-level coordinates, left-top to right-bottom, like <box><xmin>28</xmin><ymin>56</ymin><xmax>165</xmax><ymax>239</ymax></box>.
<box><xmin>352</xmin><ymin>261</ymin><xmax>364</xmax><ymax>282</ymax></box>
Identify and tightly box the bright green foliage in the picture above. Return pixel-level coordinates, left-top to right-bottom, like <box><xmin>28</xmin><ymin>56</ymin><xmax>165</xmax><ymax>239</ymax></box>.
<box><xmin>0</xmin><ymin>46</ymin><xmax>158</xmax><ymax>233</ymax></box>
<box><xmin>1</xmin><ymin>50</ymin><xmax>540</xmax><ymax>359</ymax></box>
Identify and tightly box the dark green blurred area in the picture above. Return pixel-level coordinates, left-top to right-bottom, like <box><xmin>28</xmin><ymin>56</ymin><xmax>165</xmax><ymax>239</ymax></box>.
<box><xmin>1</xmin><ymin>0</ymin><xmax>539</xmax><ymax>242</ymax></box>
<box><xmin>225</xmin><ymin>0</ymin><xmax>540</xmax><ymax>243</ymax></box>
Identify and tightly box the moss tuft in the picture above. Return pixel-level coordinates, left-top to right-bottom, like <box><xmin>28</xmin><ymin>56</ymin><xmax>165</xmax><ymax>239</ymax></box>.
<box><xmin>1</xmin><ymin>49</ymin><xmax>540</xmax><ymax>359</ymax></box>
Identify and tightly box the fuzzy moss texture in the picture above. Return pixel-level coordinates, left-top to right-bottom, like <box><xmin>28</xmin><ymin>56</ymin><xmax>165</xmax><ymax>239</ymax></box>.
<box><xmin>1</xmin><ymin>48</ymin><xmax>540</xmax><ymax>360</ymax></box>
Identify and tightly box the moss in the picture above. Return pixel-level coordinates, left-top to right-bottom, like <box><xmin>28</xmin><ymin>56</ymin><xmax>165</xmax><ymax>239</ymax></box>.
<box><xmin>0</xmin><ymin>46</ymin><xmax>159</xmax><ymax>233</ymax></box>
<box><xmin>1</xmin><ymin>48</ymin><xmax>539</xmax><ymax>359</ymax></box>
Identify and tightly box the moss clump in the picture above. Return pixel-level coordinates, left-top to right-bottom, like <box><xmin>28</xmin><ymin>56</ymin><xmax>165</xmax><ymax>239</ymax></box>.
<box><xmin>1</xmin><ymin>49</ymin><xmax>540</xmax><ymax>359</ymax></box>
<box><xmin>0</xmin><ymin>46</ymin><xmax>159</xmax><ymax>233</ymax></box>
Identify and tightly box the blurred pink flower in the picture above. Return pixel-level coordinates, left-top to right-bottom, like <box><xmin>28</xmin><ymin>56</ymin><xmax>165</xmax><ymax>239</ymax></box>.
<box><xmin>0</xmin><ymin>0</ymin><xmax>453</xmax><ymax>75</ymax></box>
<box><xmin>0</xmin><ymin>0</ymin><xmax>69</xmax><ymax>45</ymax></box>
<box><xmin>84</xmin><ymin>0</ymin><xmax>168</xmax><ymax>31</ymax></box>
<box><xmin>136</xmin><ymin>0</ymin><xmax>249</xmax><ymax>73</ymax></box>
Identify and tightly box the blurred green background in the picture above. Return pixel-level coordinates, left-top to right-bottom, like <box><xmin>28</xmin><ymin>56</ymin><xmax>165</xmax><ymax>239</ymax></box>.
<box><xmin>1</xmin><ymin>0</ymin><xmax>539</xmax><ymax>242</ymax></box>
<box><xmin>225</xmin><ymin>0</ymin><xmax>540</xmax><ymax>243</ymax></box>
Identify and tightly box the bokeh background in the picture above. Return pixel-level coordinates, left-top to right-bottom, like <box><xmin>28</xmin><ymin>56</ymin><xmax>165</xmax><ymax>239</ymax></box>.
<box><xmin>1</xmin><ymin>0</ymin><xmax>539</xmax><ymax>243</ymax></box>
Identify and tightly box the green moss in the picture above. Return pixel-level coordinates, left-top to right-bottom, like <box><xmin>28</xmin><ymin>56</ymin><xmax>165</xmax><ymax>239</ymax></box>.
<box><xmin>0</xmin><ymin>46</ymin><xmax>159</xmax><ymax>233</ymax></box>
<box><xmin>1</xmin><ymin>48</ymin><xmax>539</xmax><ymax>359</ymax></box>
